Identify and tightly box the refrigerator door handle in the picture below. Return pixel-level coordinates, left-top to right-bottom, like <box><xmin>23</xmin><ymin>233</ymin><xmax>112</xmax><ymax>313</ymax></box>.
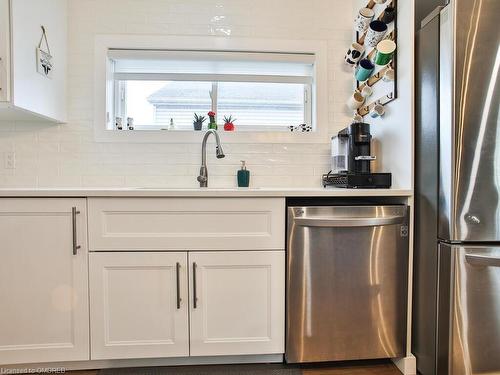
<box><xmin>465</xmin><ymin>254</ymin><xmax>500</xmax><ymax>268</ymax></box>
<box><xmin>294</xmin><ymin>215</ymin><xmax>405</xmax><ymax>228</ymax></box>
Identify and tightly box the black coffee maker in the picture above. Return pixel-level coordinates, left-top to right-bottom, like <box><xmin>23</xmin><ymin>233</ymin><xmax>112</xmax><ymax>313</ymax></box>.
<box><xmin>323</xmin><ymin>122</ymin><xmax>392</xmax><ymax>188</ymax></box>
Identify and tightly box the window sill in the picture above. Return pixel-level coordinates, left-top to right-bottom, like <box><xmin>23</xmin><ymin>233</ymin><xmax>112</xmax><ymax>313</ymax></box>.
<box><xmin>94</xmin><ymin>128</ymin><xmax>330</xmax><ymax>144</ymax></box>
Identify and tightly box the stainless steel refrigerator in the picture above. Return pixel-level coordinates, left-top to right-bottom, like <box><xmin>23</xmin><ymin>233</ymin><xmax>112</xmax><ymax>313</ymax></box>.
<box><xmin>415</xmin><ymin>1</ymin><xmax>500</xmax><ymax>374</ymax></box>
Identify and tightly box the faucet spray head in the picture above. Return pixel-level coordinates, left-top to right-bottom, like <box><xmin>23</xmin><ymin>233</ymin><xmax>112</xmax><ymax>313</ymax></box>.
<box><xmin>216</xmin><ymin>146</ymin><xmax>225</xmax><ymax>159</ymax></box>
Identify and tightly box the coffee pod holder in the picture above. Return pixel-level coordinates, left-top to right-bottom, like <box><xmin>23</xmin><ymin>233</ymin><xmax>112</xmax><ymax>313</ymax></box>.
<box><xmin>350</xmin><ymin>0</ymin><xmax>398</xmax><ymax>118</ymax></box>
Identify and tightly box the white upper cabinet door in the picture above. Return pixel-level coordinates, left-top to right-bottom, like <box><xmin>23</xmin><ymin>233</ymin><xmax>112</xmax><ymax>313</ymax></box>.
<box><xmin>88</xmin><ymin>198</ymin><xmax>285</xmax><ymax>251</ymax></box>
<box><xmin>0</xmin><ymin>198</ymin><xmax>89</xmax><ymax>365</ymax></box>
<box><xmin>89</xmin><ymin>252</ymin><xmax>189</xmax><ymax>360</ymax></box>
<box><xmin>189</xmin><ymin>251</ymin><xmax>285</xmax><ymax>356</ymax></box>
<box><xmin>10</xmin><ymin>0</ymin><xmax>67</xmax><ymax>121</ymax></box>
<box><xmin>0</xmin><ymin>0</ymin><xmax>10</xmax><ymax>102</ymax></box>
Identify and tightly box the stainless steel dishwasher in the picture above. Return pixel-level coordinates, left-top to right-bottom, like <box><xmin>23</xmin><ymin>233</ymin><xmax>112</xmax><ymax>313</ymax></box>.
<box><xmin>286</xmin><ymin>205</ymin><xmax>409</xmax><ymax>363</ymax></box>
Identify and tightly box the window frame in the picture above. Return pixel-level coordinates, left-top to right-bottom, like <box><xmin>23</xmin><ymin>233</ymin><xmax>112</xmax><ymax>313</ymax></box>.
<box><xmin>94</xmin><ymin>35</ymin><xmax>329</xmax><ymax>143</ymax></box>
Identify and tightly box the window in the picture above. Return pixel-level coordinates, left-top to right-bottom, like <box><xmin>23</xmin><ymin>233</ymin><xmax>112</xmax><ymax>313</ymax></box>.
<box><xmin>107</xmin><ymin>50</ymin><xmax>314</xmax><ymax>132</ymax></box>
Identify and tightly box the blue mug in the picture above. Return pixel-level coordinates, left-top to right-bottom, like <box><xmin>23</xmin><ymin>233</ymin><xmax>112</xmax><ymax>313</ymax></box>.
<box><xmin>355</xmin><ymin>59</ymin><xmax>375</xmax><ymax>82</ymax></box>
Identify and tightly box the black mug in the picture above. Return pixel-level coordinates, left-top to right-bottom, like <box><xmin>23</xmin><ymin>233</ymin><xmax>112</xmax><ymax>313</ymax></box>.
<box><xmin>381</xmin><ymin>6</ymin><xmax>395</xmax><ymax>24</ymax></box>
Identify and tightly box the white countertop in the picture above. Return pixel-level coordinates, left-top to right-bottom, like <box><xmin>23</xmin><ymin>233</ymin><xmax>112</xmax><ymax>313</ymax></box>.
<box><xmin>0</xmin><ymin>187</ymin><xmax>413</xmax><ymax>197</ymax></box>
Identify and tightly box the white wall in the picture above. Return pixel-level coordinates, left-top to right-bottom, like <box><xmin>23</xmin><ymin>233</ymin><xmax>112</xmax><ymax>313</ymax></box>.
<box><xmin>0</xmin><ymin>0</ymin><xmax>411</xmax><ymax>189</ymax></box>
<box><xmin>359</xmin><ymin>0</ymin><xmax>414</xmax><ymax>190</ymax></box>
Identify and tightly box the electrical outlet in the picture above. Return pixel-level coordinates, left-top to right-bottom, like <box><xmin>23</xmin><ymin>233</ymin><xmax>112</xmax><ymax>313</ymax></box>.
<box><xmin>4</xmin><ymin>152</ymin><xmax>15</xmax><ymax>169</ymax></box>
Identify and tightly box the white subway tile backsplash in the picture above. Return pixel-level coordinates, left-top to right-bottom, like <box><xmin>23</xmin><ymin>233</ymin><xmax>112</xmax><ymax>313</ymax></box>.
<box><xmin>0</xmin><ymin>0</ymin><xmax>353</xmax><ymax>189</ymax></box>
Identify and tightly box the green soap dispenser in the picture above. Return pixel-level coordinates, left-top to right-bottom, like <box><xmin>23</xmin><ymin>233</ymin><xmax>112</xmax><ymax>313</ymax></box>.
<box><xmin>237</xmin><ymin>160</ymin><xmax>250</xmax><ymax>187</ymax></box>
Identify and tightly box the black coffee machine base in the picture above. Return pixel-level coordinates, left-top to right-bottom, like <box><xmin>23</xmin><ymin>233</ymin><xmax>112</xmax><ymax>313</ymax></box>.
<box><xmin>322</xmin><ymin>172</ymin><xmax>392</xmax><ymax>189</ymax></box>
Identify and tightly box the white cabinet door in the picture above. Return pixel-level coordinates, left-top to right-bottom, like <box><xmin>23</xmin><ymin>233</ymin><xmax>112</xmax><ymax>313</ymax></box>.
<box><xmin>189</xmin><ymin>251</ymin><xmax>285</xmax><ymax>356</ymax></box>
<box><xmin>0</xmin><ymin>199</ymin><xmax>89</xmax><ymax>365</ymax></box>
<box><xmin>9</xmin><ymin>0</ymin><xmax>67</xmax><ymax>121</ymax></box>
<box><xmin>0</xmin><ymin>0</ymin><xmax>10</xmax><ymax>102</ymax></box>
<box><xmin>89</xmin><ymin>252</ymin><xmax>189</xmax><ymax>360</ymax></box>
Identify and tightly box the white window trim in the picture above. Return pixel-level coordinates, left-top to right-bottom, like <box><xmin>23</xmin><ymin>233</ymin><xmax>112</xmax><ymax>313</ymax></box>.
<box><xmin>94</xmin><ymin>35</ymin><xmax>329</xmax><ymax>144</ymax></box>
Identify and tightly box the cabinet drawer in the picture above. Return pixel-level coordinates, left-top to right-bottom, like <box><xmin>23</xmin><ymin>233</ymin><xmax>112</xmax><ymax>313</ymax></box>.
<box><xmin>88</xmin><ymin>198</ymin><xmax>285</xmax><ymax>251</ymax></box>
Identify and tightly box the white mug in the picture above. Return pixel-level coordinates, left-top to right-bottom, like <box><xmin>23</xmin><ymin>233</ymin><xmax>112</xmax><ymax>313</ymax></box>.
<box><xmin>344</xmin><ymin>42</ymin><xmax>365</xmax><ymax>67</ymax></box>
<box><xmin>354</xmin><ymin>7</ymin><xmax>375</xmax><ymax>33</ymax></box>
<box><xmin>361</xmin><ymin>85</ymin><xmax>373</xmax><ymax>97</ymax></box>
<box><xmin>347</xmin><ymin>92</ymin><xmax>365</xmax><ymax>110</ymax></box>
<box><xmin>365</xmin><ymin>20</ymin><xmax>388</xmax><ymax>48</ymax></box>
<box><xmin>353</xmin><ymin>113</ymin><xmax>364</xmax><ymax>123</ymax></box>
<box><xmin>370</xmin><ymin>103</ymin><xmax>386</xmax><ymax>118</ymax></box>
<box><xmin>383</xmin><ymin>67</ymin><xmax>395</xmax><ymax>82</ymax></box>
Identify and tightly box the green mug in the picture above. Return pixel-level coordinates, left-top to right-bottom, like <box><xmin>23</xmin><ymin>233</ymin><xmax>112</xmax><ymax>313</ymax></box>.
<box><xmin>374</xmin><ymin>39</ymin><xmax>396</xmax><ymax>66</ymax></box>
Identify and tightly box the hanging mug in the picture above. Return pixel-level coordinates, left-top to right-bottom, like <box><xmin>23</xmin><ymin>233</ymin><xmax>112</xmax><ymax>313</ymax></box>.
<box><xmin>355</xmin><ymin>59</ymin><xmax>375</xmax><ymax>82</ymax></box>
<box><xmin>353</xmin><ymin>112</ymin><xmax>364</xmax><ymax>123</ymax></box>
<box><xmin>345</xmin><ymin>42</ymin><xmax>365</xmax><ymax>67</ymax></box>
<box><xmin>354</xmin><ymin>7</ymin><xmax>375</xmax><ymax>33</ymax></box>
<box><xmin>381</xmin><ymin>6</ymin><xmax>396</xmax><ymax>24</ymax></box>
<box><xmin>347</xmin><ymin>92</ymin><xmax>366</xmax><ymax>110</ymax></box>
<box><xmin>383</xmin><ymin>67</ymin><xmax>395</xmax><ymax>82</ymax></box>
<box><xmin>370</xmin><ymin>103</ymin><xmax>386</xmax><ymax>118</ymax></box>
<box><xmin>361</xmin><ymin>85</ymin><xmax>373</xmax><ymax>97</ymax></box>
<box><xmin>374</xmin><ymin>39</ymin><xmax>396</xmax><ymax>65</ymax></box>
<box><xmin>365</xmin><ymin>20</ymin><xmax>388</xmax><ymax>48</ymax></box>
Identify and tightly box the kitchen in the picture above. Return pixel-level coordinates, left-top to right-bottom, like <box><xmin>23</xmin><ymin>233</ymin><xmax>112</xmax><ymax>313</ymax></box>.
<box><xmin>0</xmin><ymin>0</ymin><xmax>498</xmax><ymax>375</ymax></box>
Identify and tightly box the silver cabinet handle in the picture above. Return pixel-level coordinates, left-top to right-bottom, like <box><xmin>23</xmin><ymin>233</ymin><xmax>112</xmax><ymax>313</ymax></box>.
<box><xmin>176</xmin><ymin>262</ymin><xmax>181</xmax><ymax>309</ymax></box>
<box><xmin>192</xmin><ymin>262</ymin><xmax>198</xmax><ymax>309</ymax></box>
<box><xmin>354</xmin><ymin>155</ymin><xmax>376</xmax><ymax>161</ymax></box>
<box><xmin>71</xmin><ymin>207</ymin><xmax>81</xmax><ymax>255</ymax></box>
<box><xmin>465</xmin><ymin>254</ymin><xmax>500</xmax><ymax>268</ymax></box>
<box><xmin>294</xmin><ymin>215</ymin><xmax>405</xmax><ymax>228</ymax></box>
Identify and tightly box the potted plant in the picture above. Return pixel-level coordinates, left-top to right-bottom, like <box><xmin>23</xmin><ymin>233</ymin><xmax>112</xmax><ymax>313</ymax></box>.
<box><xmin>223</xmin><ymin>115</ymin><xmax>236</xmax><ymax>131</ymax></box>
<box><xmin>208</xmin><ymin>111</ymin><xmax>217</xmax><ymax>130</ymax></box>
<box><xmin>193</xmin><ymin>113</ymin><xmax>206</xmax><ymax>131</ymax></box>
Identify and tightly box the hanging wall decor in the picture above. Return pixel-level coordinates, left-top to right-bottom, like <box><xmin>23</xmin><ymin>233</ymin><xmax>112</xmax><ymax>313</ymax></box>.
<box><xmin>36</xmin><ymin>26</ymin><xmax>53</xmax><ymax>79</ymax></box>
<box><xmin>346</xmin><ymin>0</ymin><xmax>397</xmax><ymax>119</ymax></box>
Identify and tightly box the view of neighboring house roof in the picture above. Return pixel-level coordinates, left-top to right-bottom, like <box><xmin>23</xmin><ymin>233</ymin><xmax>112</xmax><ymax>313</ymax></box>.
<box><xmin>147</xmin><ymin>82</ymin><xmax>302</xmax><ymax>106</ymax></box>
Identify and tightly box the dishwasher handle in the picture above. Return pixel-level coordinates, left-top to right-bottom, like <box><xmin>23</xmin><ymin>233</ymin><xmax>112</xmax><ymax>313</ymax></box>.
<box><xmin>294</xmin><ymin>215</ymin><xmax>406</xmax><ymax>228</ymax></box>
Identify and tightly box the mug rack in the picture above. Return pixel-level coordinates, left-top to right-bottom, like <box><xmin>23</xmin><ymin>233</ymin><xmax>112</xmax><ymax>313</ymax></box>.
<box><xmin>357</xmin><ymin>91</ymin><xmax>395</xmax><ymax>116</ymax></box>
<box><xmin>353</xmin><ymin>0</ymin><xmax>398</xmax><ymax>117</ymax></box>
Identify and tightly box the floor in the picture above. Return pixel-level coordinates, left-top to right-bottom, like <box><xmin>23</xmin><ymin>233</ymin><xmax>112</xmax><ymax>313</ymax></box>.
<box><xmin>65</xmin><ymin>360</ymin><xmax>400</xmax><ymax>375</ymax></box>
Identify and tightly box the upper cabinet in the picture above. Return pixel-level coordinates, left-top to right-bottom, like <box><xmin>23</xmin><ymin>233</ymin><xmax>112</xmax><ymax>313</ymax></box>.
<box><xmin>0</xmin><ymin>0</ymin><xmax>67</xmax><ymax>122</ymax></box>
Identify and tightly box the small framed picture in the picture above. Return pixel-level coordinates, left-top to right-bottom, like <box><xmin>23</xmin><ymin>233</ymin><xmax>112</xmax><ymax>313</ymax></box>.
<box><xmin>36</xmin><ymin>47</ymin><xmax>53</xmax><ymax>78</ymax></box>
<box><xmin>36</xmin><ymin>26</ymin><xmax>53</xmax><ymax>79</ymax></box>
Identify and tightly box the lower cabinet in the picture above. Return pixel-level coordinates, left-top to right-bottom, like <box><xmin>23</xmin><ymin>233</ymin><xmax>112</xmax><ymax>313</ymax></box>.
<box><xmin>89</xmin><ymin>252</ymin><xmax>189</xmax><ymax>360</ymax></box>
<box><xmin>89</xmin><ymin>250</ymin><xmax>285</xmax><ymax>360</ymax></box>
<box><xmin>0</xmin><ymin>199</ymin><xmax>89</xmax><ymax>365</ymax></box>
<box><xmin>189</xmin><ymin>251</ymin><xmax>285</xmax><ymax>356</ymax></box>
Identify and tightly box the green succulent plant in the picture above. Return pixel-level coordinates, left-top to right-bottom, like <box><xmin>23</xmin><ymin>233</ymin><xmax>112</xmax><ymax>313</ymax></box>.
<box><xmin>223</xmin><ymin>115</ymin><xmax>236</xmax><ymax>124</ymax></box>
<box><xmin>193</xmin><ymin>113</ymin><xmax>207</xmax><ymax>123</ymax></box>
